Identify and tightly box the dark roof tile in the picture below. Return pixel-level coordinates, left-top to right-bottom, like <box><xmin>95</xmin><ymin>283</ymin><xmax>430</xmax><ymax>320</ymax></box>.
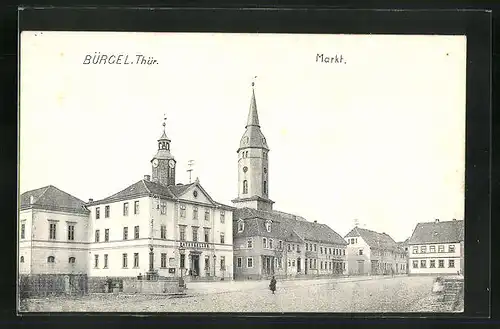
<box><xmin>408</xmin><ymin>220</ymin><xmax>464</xmax><ymax>245</ymax></box>
<box><xmin>20</xmin><ymin>185</ymin><xmax>89</xmax><ymax>214</ymax></box>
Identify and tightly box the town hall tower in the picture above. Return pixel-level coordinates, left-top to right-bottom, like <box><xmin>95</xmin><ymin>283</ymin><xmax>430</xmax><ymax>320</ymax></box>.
<box><xmin>151</xmin><ymin>116</ymin><xmax>176</xmax><ymax>186</ymax></box>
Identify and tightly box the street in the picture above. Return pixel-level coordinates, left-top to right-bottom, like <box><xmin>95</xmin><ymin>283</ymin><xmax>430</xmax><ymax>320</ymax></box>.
<box><xmin>20</xmin><ymin>276</ymin><xmax>457</xmax><ymax>313</ymax></box>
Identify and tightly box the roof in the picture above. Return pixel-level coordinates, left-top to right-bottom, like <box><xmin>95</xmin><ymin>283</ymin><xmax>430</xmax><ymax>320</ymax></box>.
<box><xmin>233</xmin><ymin>207</ymin><xmax>347</xmax><ymax>245</ymax></box>
<box><xmin>345</xmin><ymin>227</ymin><xmax>400</xmax><ymax>251</ymax></box>
<box><xmin>87</xmin><ymin>179</ymin><xmax>234</xmax><ymax>210</ymax></box>
<box><xmin>408</xmin><ymin>219</ymin><xmax>464</xmax><ymax>245</ymax></box>
<box><xmin>20</xmin><ymin>185</ymin><xmax>89</xmax><ymax>215</ymax></box>
<box><xmin>237</xmin><ymin>88</ymin><xmax>269</xmax><ymax>152</ymax></box>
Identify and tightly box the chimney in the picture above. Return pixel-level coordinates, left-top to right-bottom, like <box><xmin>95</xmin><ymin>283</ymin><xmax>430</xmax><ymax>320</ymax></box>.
<box><xmin>29</xmin><ymin>195</ymin><xmax>34</xmax><ymax>204</ymax></box>
<box><xmin>314</xmin><ymin>220</ymin><xmax>317</xmax><ymax>223</ymax></box>
<box><xmin>435</xmin><ymin>219</ymin><xmax>440</xmax><ymax>223</ymax></box>
<box><xmin>88</xmin><ymin>198</ymin><xmax>93</xmax><ymax>202</ymax></box>
<box><xmin>144</xmin><ymin>175</ymin><xmax>151</xmax><ymax>181</ymax></box>
<box><xmin>453</xmin><ymin>218</ymin><xmax>457</xmax><ymax>221</ymax></box>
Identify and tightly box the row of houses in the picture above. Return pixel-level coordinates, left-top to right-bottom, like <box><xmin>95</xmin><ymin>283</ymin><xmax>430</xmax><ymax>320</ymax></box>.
<box><xmin>18</xmin><ymin>83</ymin><xmax>464</xmax><ymax>281</ymax></box>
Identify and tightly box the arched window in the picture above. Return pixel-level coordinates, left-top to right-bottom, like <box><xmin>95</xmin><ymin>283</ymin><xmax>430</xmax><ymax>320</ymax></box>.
<box><xmin>237</xmin><ymin>220</ymin><xmax>245</xmax><ymax>233</ymax></box>
<box><xmin>265</xmin><ymin>220</ymin><xmax>272</xmax><ymax>232</ymax></box>
<box><xmin>47</xmin><ymin>256</ymin><xmax>55</xmax><ymax>263</ymax></box>
<box><xmin>243</xmin><ymin>180</ymin><xmax>248</xmax><ymax>194</ymax></box>
<box><xmin>69</xmin><ymin>257</ymin><xmax>76</xmax><ymax>264</ymax></box>
<box><xmin>20</xmin><ymin>256</ymin><xmax>24</xmax><ymax>263</ymax></box>
<box><xmin>263</xmin><ymin>181</ymin><xmax>267</xmax><ymax>195</ymax></box>
<box><xmin>166</xmin><ymin>143</ymin><xmax>170</xmax><ymax>150</ymax></box>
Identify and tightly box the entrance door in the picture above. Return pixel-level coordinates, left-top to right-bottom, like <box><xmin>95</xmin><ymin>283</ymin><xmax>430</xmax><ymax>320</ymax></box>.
<box><xmin>266</xmin><ymin>257</ymin><xmax>271</xmax><ymax>275</ymax></box>
<box><xmin>192</xmin><ymin>255</ymin><xmax>200</xmax><ymax>276</ymax></box>
<box><xmin>305</xmin><ymin>258</ymin><xmax>308</xmax><ymax>274</ymax></box>
<box><xmin>357</xmin><ymin>260</ymin><xmax>364</xmax><ymax>275</ymax></box>
<box><xmin>297</xmin><ymin>258</ymin><xmax>301</xmax><ymax>273</ymax></box>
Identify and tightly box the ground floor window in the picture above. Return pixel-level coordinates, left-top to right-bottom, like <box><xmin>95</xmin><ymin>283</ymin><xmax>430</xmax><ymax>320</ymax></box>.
<box><xmin>247</xmin><ymin>257</ymin><xmax>253</xmax><ymax>268</ymax></box>
<box><xmin>438</xmin><ymin>259</ymin><xmax>444</xmax><ymax>268</ymax></box>
<box><xmin>412</xmin><ymin>260</ymin><xmax>418</xmax><ymax>268</ymax></box>
<box><xmin>161</xmin><ymin>253</ymin><xmax>167</xmax><ymax>268</ymax></box>
<box><xmin>430</xmin><ymin>260</ymin><xmax>436</xmax><ymax>268</ymax></box>
<box><xmin>180</xmin><ymin>254</ymin><xmax>185</xmax><ymax>268</ymax></box>
<box><xmin>449</xmin><ymin>260</ymin><xmax>455</xmax><ymax>268</ymax></box>
<box><xmin>236</xmin><ymin>257</ymin><xmax>242</xmax><ymax>268</ymax></box>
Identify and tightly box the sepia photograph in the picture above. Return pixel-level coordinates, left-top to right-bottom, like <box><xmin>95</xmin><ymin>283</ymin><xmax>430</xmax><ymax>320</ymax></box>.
<box><xmin>18</xmin><ymin>31</ymin><xmax>466</xmax><ymax>313</ymax></box>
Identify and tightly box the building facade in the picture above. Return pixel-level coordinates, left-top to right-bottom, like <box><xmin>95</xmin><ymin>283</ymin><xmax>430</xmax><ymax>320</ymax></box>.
<box><xmin>19</xmin><ymin>119</ymin><xmax>234</xmax><ymax>280</ymax></box>
<box><xmin>232</xmin><ymin>83</ymin><xmax>347</xmax><ymax>280</ymax></box>
<box><xmin>408</xmin><ymin>219</ymin><xmax>464</xmax><ymax>276</ymax></box>
<box><xmin>19</xmin><ymin>186</ymin><xmax>90</xmax><ymax>275</ymax></box>
<box><xmin>345</xmin><ymin>227</ymin><xmax>407</xmax><ymax>275</ymax></box>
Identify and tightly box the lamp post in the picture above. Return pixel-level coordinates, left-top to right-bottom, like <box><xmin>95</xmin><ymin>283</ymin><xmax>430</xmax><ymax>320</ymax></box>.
<box><xmin>213</xmin><ymin>255</ymin><xmax>217</xmax><ymax>277</ymax></box>
<box><xmin>147</xmin><ymin>194</ymin><xmax>160</xmax><ymax>280</ymax></box>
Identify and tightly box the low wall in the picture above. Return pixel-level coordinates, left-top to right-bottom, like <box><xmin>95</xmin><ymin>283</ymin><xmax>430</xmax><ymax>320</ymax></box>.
<box><xmin>123</xmin><ymin>279</ymin><xmax>181</xmax><ymax>294</ymax></box>
<box><xmin>19</xmin><ymin>274</ymin><xmax>87</xmax><ymax>298</ymax></box>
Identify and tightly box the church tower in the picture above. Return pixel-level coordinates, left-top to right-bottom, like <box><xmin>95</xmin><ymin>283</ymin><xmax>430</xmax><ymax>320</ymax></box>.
<box><xmin>151</xmin><ymin>116</ymin><xmax>176</xmax><ymax>186</ymax></box>
<box><xmin>232</xmin><ymin>81</ymin><xmax>274</xmax><ymax>211</ymax></box>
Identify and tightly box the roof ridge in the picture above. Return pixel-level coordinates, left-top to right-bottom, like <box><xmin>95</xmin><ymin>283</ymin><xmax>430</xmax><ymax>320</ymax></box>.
<box><xmin>35</xmin><ymin>185</ymin><xmax>52</xmax><ymax>204</ymax></box>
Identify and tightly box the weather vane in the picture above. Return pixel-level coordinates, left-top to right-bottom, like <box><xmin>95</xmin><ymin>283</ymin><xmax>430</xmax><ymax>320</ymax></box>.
<box><xmin>162</xmin><ymin>113</ymin><xmax>167</xmax><ymax>131</ymax></box>
<box><xmin>252</xmin><ymin>75</ymin><xmax>257</xmax><ymax>88</ymax></box>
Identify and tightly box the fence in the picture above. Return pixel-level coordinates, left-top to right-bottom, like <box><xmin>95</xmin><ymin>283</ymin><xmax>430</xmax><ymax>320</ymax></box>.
<box><xmin>19</xmin><ymin>274</ymin><xmax>88</xmax><ymax>298</ymax></box>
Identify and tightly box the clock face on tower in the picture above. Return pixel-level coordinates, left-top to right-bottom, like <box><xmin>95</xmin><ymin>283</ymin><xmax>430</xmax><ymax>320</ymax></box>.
<box><xmin>152</xmin><ymin>159</ymin><xmax>159</xmax><ymax>167</ymax></box>
<box><xmin>169</xmin><ymin>160</ymin><xmax>176</xmax><ymax>168</ymax></box>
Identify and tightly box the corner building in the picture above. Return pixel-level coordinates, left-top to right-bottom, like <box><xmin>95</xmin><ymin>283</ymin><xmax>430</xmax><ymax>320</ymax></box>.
<box><xmin>232</xmin><ymin>84</ymin><xmax>347</xmax><ymax>280</ymax></box>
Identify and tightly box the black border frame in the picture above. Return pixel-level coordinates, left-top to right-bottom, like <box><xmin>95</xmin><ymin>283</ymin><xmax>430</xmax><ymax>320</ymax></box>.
<box><xmin>12</xmin><ymin>6</ymin><xmax>491</xmax><ymax>323</ymax></box>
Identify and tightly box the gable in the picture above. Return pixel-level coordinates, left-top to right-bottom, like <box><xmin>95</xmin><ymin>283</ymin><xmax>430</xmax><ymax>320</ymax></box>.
<box><xmin>175</xmin><ymin>183</ymin><xmax>215</xmax><ymax>206</ymax></box>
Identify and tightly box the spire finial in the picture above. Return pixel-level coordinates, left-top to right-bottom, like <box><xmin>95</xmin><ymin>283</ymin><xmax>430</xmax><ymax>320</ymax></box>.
<box><xmin>162</xmin><ymin>113</ymin><xmax>167</xmax><ymax>132</ymax></box>
<box><xmin>252</xmin><ymin>76</ymin><xmax>257</xmax><ymax>89</ymax></box>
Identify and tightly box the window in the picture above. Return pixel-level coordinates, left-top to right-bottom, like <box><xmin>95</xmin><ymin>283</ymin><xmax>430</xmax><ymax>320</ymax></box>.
<box><xmin>205</xmin><ymin>256</ymin><xmax>210</xmax><ymax>271</ymax></box>
<box><xmin>320</xmin><ymin>261</ymin><xmax>323</xmax><ymax>270</ymax></box>
<box><xmin>204</xmin><ymin>228</ymin><xmax>209</xmax><ymax>243</ymax></box>
<box><xmin>220</xmin><ymin>232</ymin><xmax>225</xmax><ymax>244</ymax></box>
<box><xmin>161</xmin><ymin>225</ymin><xmax>167</xmax><ymax>239</ymax></box>
<box><xmin>438</xmin><ymin>259</ymin><xmax>444</xmax><ymax>268</ymax></box>
<box><xmin>220</xmin><ymin>256</ymin><xmax>226</xmax><ymax>270</ymax></box>
<box><xmin>420</xmin><ymin>246</ymin><xmax>427</xmax><ymax>253</ymax></box>
<box><xmin>343</xmin><ymin>249</ymin><xmax>345</xmax><ymax>256</ymax></box>
<box><xmin>412</xmin><ymin>260</ymin><xmax>418</xmax><ymax>268</ymax></box>
<box><xmin>269</xmin><ymin>239</ymin><xmax>273</xmax><ymax>249</ymax></box>
<box><xmin>69</xmin><ymin>257</ymin><xmax>75</xmax><ymax>264</ymax></box>
<box><xmin>265</xmin><ymin>220</ymin><xmax>272</xmax><ymax>232</ymax></box>
<box><xmin>448</xmin><ymin>245</ymin><xmax>456</xmax><ymax>253</ymax></box>
<box><xmin>180</xmin><ymin>254</ymin><xmax>185</xmax><ymax>268</ymax></box>
<box><xmin>94</xmin><ymin>255</ymin><xmax>99</xmax><ymax>268</ymax></box>
<box><xmin>288</xmin><ymin>244</ymin><xmax>291</xmax><ymax>252</ymax></box>
<box><xmin>48</xmin><ymin>256</ymin><xmax>55</xmax><ymax>263</ymax></box>
<box><xmin>180</xmin><ymin>204</ymin><xmax>186</xmax><ymax>218</ymax></box>
<box><xmin>105</xmin><ymin>205</ymin><xmax>110</xmax><ymax>218</ymax></box>
<box><xmin>134</xmin><ymin>253</ymin><xmax>139</xmax><ymax>268</ymax></box>
<box><xmin>104</xmin><ymin>254</ymin><xmax>108</xmax><ymax>268</ymax></box>
<box><xmin>292</xmin><ymin>260</ymin><xmax>295</xmax><ymax>267</ymax></box>
<box><xmin>420</xmin><ymin>260</ymin><xmax>426</xmax><ymax>268</ymax></box>
<box><xmin>179</xmin><ymin>226</ymin><xmax>186</xmax><ymax>241</ymax></box>
<box><xmin>247</xmin><ymin>238</ymin><xmax>253</xmax><ymax>248</ymax></box>
<box><xmin>263</xmin><ymin>181</ymin><xmax>267</xmax><ymax>194</ymax></box>
<box><xmin>21</xmin><ymin>223</ymin><xmax>25</xmax><ymax>239</ymax></box>
<box><xmin>20</xmin><ymin>256</ymin><xmax>24</xmax><ymax>263</ymax></box>
<box><xmin>104</xmin><ymin>229</ymin><xmax>109</xmax><ymax>242</ymax></box>
<box><xmin>67</xmin><ymin>224</ymin><xmax>75</xmax><ymax>241</ymax></box>
<box><xmin>122</xmin><ymin>253</ymin><xmax>128</xmax><ymax>268</ymax></box>
<box><xmin>412</xmin><ymin>247</ymin><xmax>418</xmax><ymax>254</ymax></box>
<box><xmin>279</xmin><ymin>240</ymin><xmax>283</xmax><ymax>249</ymax></box>
<box><xmin>96</xmin><ymin>207</ymin><xmax>100</xmax><ymax>219</ymax></box>
<box><xmin>192</xmin><ymin>227</ymin><xmax>198</xmax><ymax>242</ymax></box>
<box><xmin>134</xmin><ymin>201</ymin><xmax>140</xmax><ymax>214</ymax></box>
<box><xmin>247</xmin><ymin>257</ymin><xmax>254</xmax><ymax>268</ymax></box>
<box><xmin>237</xmin><ymin>257</ymin><xmax>242</xmax><ymax>268</ymax></box>
<box><xmin>449</xmin><ymin>260</ymin><xmax>455</xmax><ymax>268</ymax></box>
<box><xmin>220</xmin><ymin>211</ymin><xmax>225</xmax><ymax>224</ymax></box>
<box><xmin>429</xmin><ymin>245</ymin><xmax>436</xmax><ymax>253</ymax></box>
<box><xmin>243</xmin><ymin>180</ymin><xmax>248</xmax><ymax>194</ymax></box>
<box><xmin>123</xmin><ymin>202</ymin><xmax>129</xmax><ymax>216</ymax></box>
<box><xmin>193</xmin><ymin>206</ymin><xmax>198</xmax><ymax>220</ymax></box>
<box><xmin>292</xmin><ymin>244</ymin><xmax>295</xmax><ymax>251</ymax></box>
<box><xmin>161</xmin><ymin>253</ymin><xmax>167</xmax><ymax>268</ymax></box>
<box><xmin>297</xmin><ymin>245</ymin><xmax>300</xmax><ymax>252</ymax></box>
<box><xmin>320</xmin><ymin>247</ymin><xmax>323</xmax><ymax>254</ymax></box>
<box><xmin>123</xmin><ymin>227</ymin><xmax>128</xmax><ymax>240</ymax></box>
<box><xmin>263</xmin><ymin>237</ymin><xmax>267</xmax><ymax>249</ymax></box>
<box><xmin>358</xmin><ymin>249</ymin><xmax>363</xmax><ymax>256</ymax></box>
<box><xmin>95</xmin><ymin>230</ymin><xmax>100</xmax><ymax>242</ymax></box>
<box><xmin>330</xmin><ymin>248</ymin><xmax>332</xmax><ymax>255</ymax></box>
<box><xmin>237</xmin><ymin>220</ymin><xmax>244</xmax><ymax>233</ymax></box>
<box><xmin>430</xmin><ymin>260</ymin><xmax>436</xmax><ymax>268</ymax></box>
<box><xmin>288</xmin><ymin>259</ymin><xmax>291</xmax><ymax>267</ymax></box>
<box><xmin>49</xmin><ymin>222</ymin><xmax>57</xmax><ymax>240</ymax></box>
<box><xmin>134</xmin><ymin>226</ymin><xmax>139</xmax><ymax>239</ymax></box>
<box><xmin>205</xmin><ymin>209</ymin><xmax>210</xmax><ymax>221</ymax></box>
<box><xmin>438</xmin><ymin>245</ymin><xmax>445</xmax><ymax>253</ymax></box>
<box><xmin>160</xmin><ymin>202</ymin><xmax>166</xmax><ymax>215</ymax></box>
<box><xmin>314</xmin><ymin>244</ymin><xmax>317</xmax><ymax>252</ymax></box>
<box><xmin>306</xmin><ymin>243</ymin><xmax>309</xmax><ymax>251</ymax></box>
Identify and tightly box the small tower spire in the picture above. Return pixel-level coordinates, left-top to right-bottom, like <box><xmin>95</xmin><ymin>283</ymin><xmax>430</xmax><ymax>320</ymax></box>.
<box><xmin>247</xmin><ymin>76</ymin><xmax>260</xmax><ymax>128</ymax></box>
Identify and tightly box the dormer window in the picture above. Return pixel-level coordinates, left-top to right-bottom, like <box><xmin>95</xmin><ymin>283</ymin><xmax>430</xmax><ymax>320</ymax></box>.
<box><xmin>237</xmin><ymin>220</ymin><xmax>244</xmax><ymax>233</ymax></box>
<box><xmin>265</xmin><ymin>220</ymin><xmax>272</xmax><ymax>232</ymax></box>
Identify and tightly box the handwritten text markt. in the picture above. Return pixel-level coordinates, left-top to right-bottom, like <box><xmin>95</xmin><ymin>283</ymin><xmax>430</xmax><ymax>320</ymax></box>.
<box><xmin>83</xmin><ymin>53</ymin><xmax>158</xmax><ymax>65</ymax></box>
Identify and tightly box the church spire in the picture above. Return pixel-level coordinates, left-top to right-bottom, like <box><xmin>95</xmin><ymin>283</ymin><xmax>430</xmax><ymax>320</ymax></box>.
<box><xmin>246</xmin><ymin>80</ymin><xmax>260</xmax><ymax>128</ymax></box>
<box><xmin>158</xmin><ymin>114</ymin><xmax>170</xmax><ymax>141</ymax></box>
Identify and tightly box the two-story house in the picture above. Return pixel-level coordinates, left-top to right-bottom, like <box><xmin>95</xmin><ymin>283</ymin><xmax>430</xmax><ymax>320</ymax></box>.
<box><xmin>19</xmin><ymin>185</ymin><xmax>90</xmax><ymax>275</ymax></box>
<box><xmin>408</xmin><ymin>219</ymin><xmax>464</xmax><ymax>276</ymax></box>
<box><xmin>345</xmin><ymin>227</ymin><xmax>407</xmax><ymax>275</ymax></box>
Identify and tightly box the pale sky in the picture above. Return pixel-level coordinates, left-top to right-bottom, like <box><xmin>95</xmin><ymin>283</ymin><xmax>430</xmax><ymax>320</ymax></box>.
<box><xmin>19</xmin><ymin>32</ymin><xmax>466</xmax><ymax>242</ymax></box>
